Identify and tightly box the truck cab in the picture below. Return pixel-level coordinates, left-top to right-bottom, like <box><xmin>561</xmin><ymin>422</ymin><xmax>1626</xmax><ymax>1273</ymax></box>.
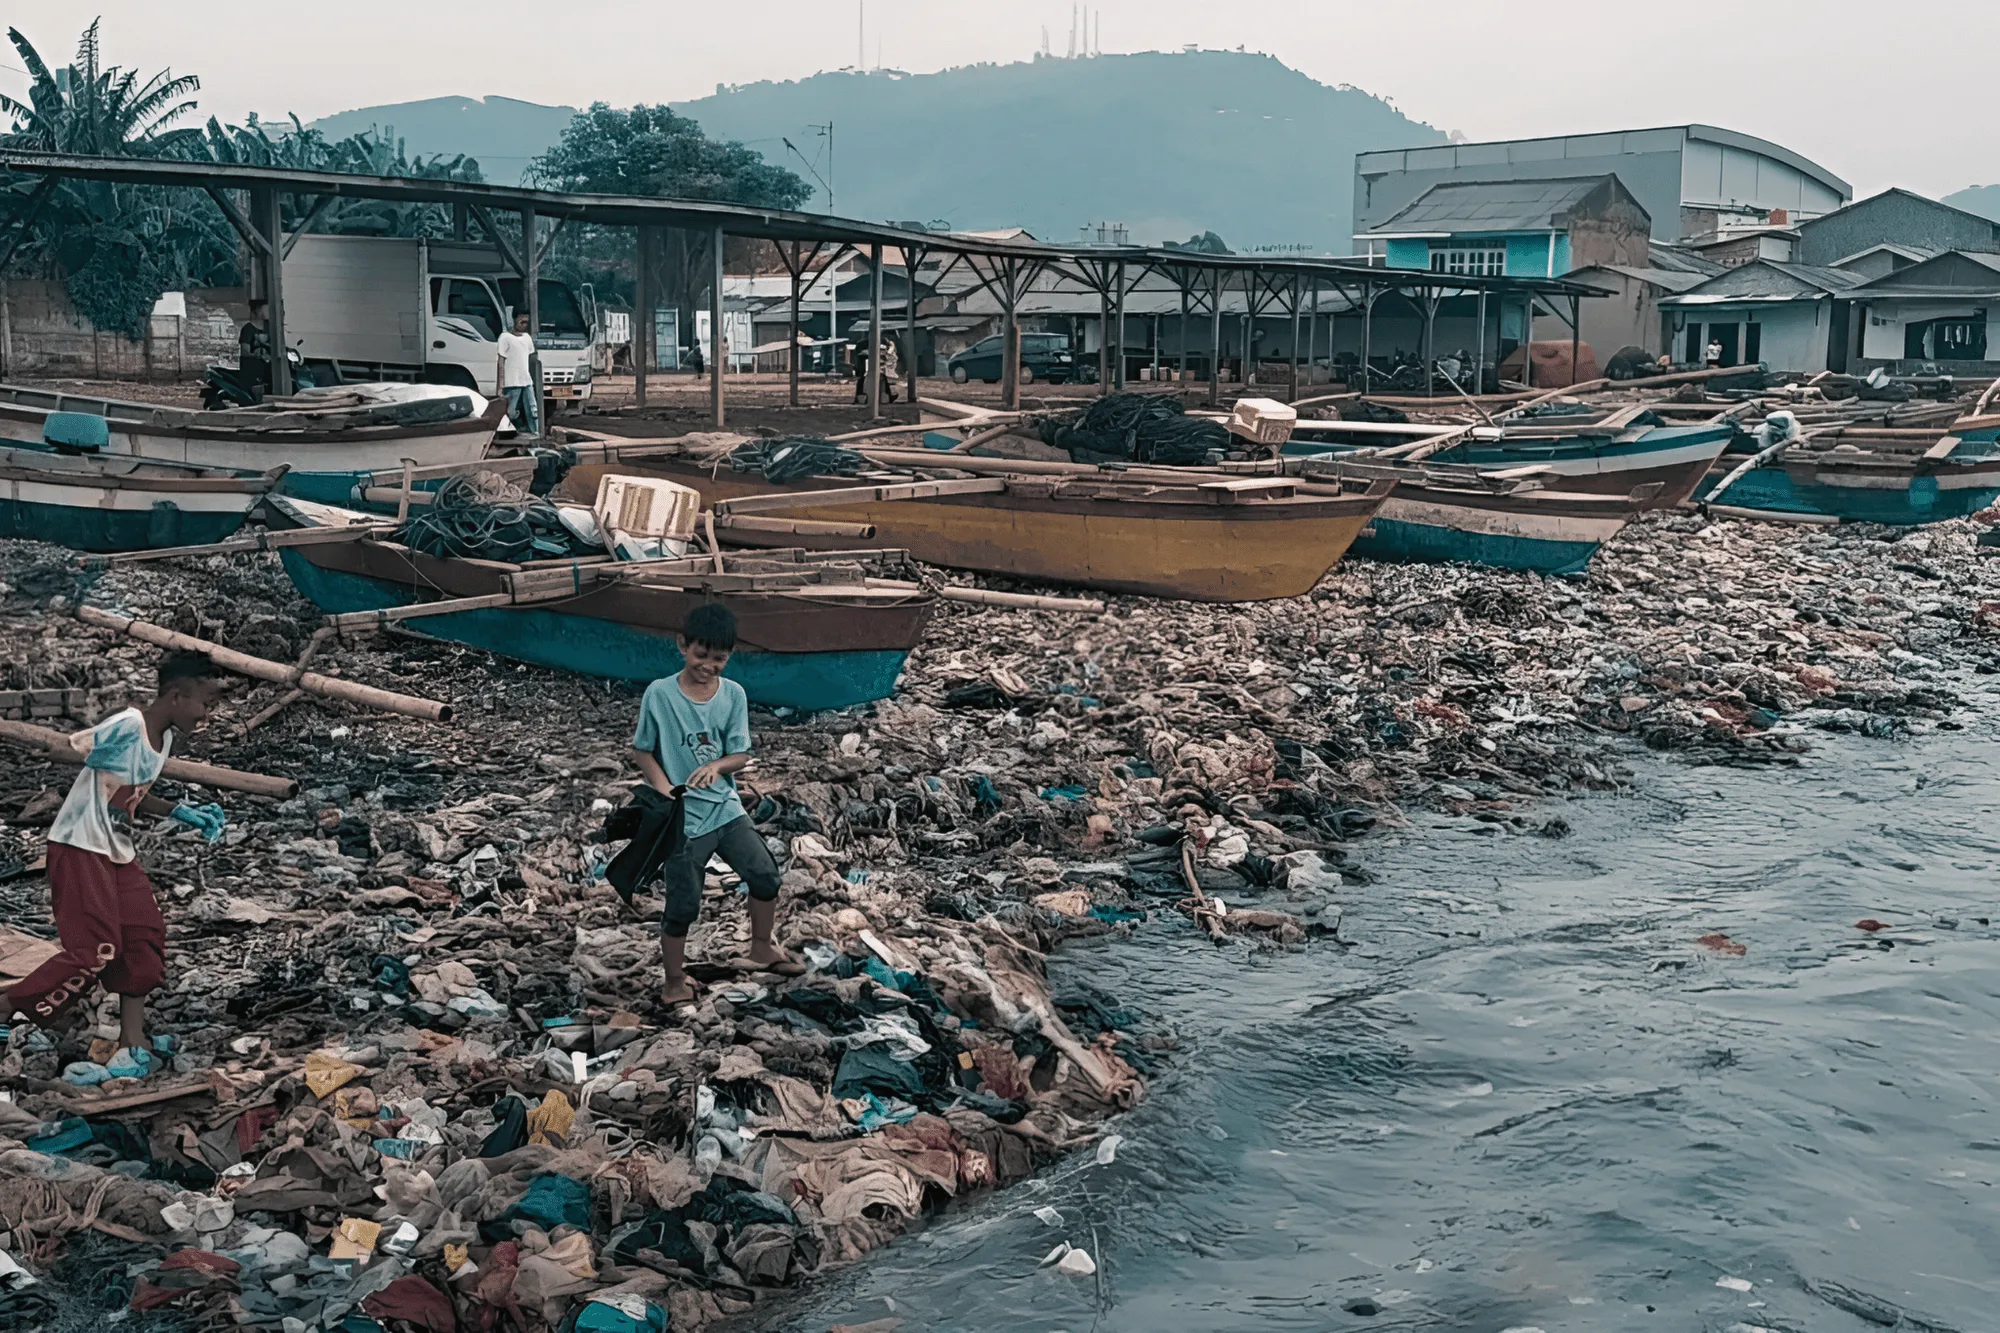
<box><xmin>425</xmin><ymin>273</ymin><xmax>594</xmax><ymax>407</ymax></box>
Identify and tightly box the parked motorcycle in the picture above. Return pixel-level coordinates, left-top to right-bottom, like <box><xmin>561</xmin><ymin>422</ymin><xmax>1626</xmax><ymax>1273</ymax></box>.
<box><xmin>200</xmin><ymin>348</ymin><xmax>316</xmax><ymax>410</ymax></box>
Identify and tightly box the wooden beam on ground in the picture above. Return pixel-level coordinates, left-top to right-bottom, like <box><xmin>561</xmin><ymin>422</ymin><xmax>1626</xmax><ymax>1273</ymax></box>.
<box><xmin>0</xmin><ymin>718</ymin><xmax>298</xmax><ymax>797</ymax></box>
<box><xmin>75</xmin><ymin>606</ymin><xmax>451</xmax><ymax>722</ymax></box>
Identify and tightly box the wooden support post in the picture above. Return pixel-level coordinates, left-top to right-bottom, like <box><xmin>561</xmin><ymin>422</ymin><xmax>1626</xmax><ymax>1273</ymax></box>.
<box><xmin>1288</xmin><ymin>275</ymin><xmax>1302</xmax><ymax>402</ymax></box>
<box><xmin>1422</xmin><ymin>291</ymin><xmax>1437</xmax><ymax>398</ymax></box>
<box><xmin>905</xmin><ymin>243</ymin><xmax>921</xmax><ymax>407</ymax></box>
<box><xmin>635</xmin><ymin>226</ymin><xmax>651</xmax><ymax>408</ymax></box>
<box><xmin>1208</xmin><ymin>270</ymin><xmax>1223</xmax><ymax>406</ymax></box>
<box><xmin>252</xmin><ymin>187</ymin><xmax>291</xmax><ymax>395</ymax></box>
<box><xmin>1113</xmin><ymin>260</ymin><xmax>1127</xmax><ymax>392</ymax></box>
<box><xmin>1097</xmin><ymin>282</ymin><xmax>1111</xmax><ymax>397</ymax></box>
<box><xmin>867</xmin><ymin>242</ymin><xmax>883</xmax><ymax>419</ymax></box>
<box><xmin>1307</xmin><ymin>282</ymin><xmax>1319</xmax><ymax>388</ymax></box>
<box><xmin>1000</xmin><ymin>261</ymin><xmax>1021</xmax><ymax>412</ymax></box>
<box><xmin>788</xmin><ymin>242</ymin><xmax>802</xmax><ymax>407</ymax></box>
<box><xmin>1179</xmin><ymin>283</ymin><xmax>1190</xmax><ymax>385</ymax></box>
<box><xmin>522</xmin><ymin>208</ymin><xmax>541</xmax><ymax>433</ymax></box>
<box><xmin>1475</xmin><ymin>286</ymin><xmax>1488</xmax><ymax>396</ymax></box>
<box><xmin>1360</xmin><ymin>282</ymin><xmax>1375</xmax><ymax>393</ymax></box>
<box><xmin>1570</xmin><ymin>293</ymin><xmax>1581</xmax><ymax>388</ymax></box>
<box><xmin>710</xmin><ymin>224</ymin><xmax>725</xmax><ymax>428</ymax></box>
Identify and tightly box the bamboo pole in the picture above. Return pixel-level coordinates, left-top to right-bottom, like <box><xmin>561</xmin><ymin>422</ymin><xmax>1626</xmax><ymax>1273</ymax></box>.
<box><xmin>76</xmin><ymin>523</ymin><xmax>394</xmax><ymax>567</ymax></box>
<box><xmin>940</xmin><ymin>586</ymin><xmax>1103</xmax><ymax>614</ymax></box>
<box><xmin>0</xmin><ymin>718</ymin><xmax>297</xmax><ymax>798</ymax></box>
<box><xmin>74</xmin><ymin>606</ymin><xmax>452</xmax><ymax>722</ymax></box>
<box><xmin>710</xmin><ymin>476</ymin><xmax>1008</xmax><ymax>516</ymax></box>
<box><xmin>713</xmin><ymin>514</ymin><xmax>876</xmax><ymax>538</ymax></box>
<box><xmin>326</xmin><ymin>593</ymin><xmax>520</xmax><ymax>632</ymax></box>
<box><xmin>1701</xmin><ymin>503</ymin><xmax>1840</xmax><ymax>526</ymax></box>
<box><xmin>863</xmin><ymin>579</ymin><xmax>1102</xmax><ymax>613</ymax></box>
<box><xmin>947</xmin><ymin>422</ymin><xmax>1020</xmax><ymax>454</ymax></box>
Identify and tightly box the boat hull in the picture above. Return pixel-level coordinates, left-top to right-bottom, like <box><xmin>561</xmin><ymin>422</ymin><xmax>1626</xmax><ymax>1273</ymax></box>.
<box><xmin>1704</xmin><ymin>460</ymin><xmax>2000</xmax><ymax>524</ymax></box>
<box><xmin>0</xmin><ymin>451</ymin><xmax>274</xmax><ymax>552</ymax></box>
<box><xmin>1349</xmin><ymin>488</ymin><xmax>1629</xmax><ymax>576</ymax></box>
<box><xmin>0</xmin><ymin>489</ymin><xmax>256</xmax><ymax>552</ymax></box>
<box><xmin>0</xmin><ymin>386</ymin><xmax>497</xmax><ymax>505</ymax></box>
<box><xmin>1287</xmin><ymin>423</ymin><xmax>1731</xmax><ymax>509</ymax></box>
<box><xmin>560</xmin><ymin>460</ymin><xmax>1381</xmax><ymax>602</ymax></box>
<box><xmin>270</xmin><ymin>514</ymin><xmax>935</xmax><ymax>711</ymax></box>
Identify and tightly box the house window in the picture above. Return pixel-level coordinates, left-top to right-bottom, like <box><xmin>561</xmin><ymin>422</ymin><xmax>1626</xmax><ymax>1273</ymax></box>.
<box><xmin>1429</xmin><ymin>244</ymin><xmax>1506</xmax><ymax>277</ymax></box>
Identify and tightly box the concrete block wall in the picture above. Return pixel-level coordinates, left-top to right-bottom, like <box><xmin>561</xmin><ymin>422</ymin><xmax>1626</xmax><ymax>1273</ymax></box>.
<box><xmin>0</xmin><ymin>281</ymin><xmax>248</xmax><ymax>381</ymax></box>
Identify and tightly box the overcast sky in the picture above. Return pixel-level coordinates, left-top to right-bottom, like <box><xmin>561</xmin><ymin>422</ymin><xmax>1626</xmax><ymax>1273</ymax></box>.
<box><xmin>6</xmin><ymin>1</ymin><xmax>1995</xmax><ymax>199</ymax></box>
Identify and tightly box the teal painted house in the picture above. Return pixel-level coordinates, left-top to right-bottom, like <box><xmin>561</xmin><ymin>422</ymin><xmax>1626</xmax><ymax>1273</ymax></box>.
<box><xmin>1360</xmin><ymin>175</ymin><xmax>1649</xmax><ymax>279</ymax></box>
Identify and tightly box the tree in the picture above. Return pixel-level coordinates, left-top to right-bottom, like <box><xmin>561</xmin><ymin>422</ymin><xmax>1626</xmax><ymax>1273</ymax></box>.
<box><xmin>200</xmin><ymin>115</ymin><xmax>484</xmax><ymax>238</ymax></box>
<box><xmin>525</xmin><ymin>104</ymin><xmax>811</xmax><ymax>326</ymax></box>
<box><xmin>0</xmin><ymin>19</ymin><xmax>207</xmax><ymax>337</ymax></box>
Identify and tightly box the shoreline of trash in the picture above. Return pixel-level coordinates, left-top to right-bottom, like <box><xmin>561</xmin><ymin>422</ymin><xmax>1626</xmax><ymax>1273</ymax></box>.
<box><xmin>3</xmin><ymin>493</ymin><xmax>1998</xmax><ymax>1328</ymax></box>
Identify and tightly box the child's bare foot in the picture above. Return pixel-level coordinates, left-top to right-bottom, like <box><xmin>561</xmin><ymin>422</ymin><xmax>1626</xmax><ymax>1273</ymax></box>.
<box><xmin>746</xmin><ymin>942</ymin><xmax>806</xmax><ymax>976</ymax></box>
<box><xmin>659</xmin><ymin>978</ymin><xmax>700</xmax><ymax>1006</ymax></box>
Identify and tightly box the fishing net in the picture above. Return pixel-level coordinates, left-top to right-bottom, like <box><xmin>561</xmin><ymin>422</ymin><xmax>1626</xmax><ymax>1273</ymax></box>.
<box><xmin>394</xmin><ymin>472</ymin><xmax>591</xmax><ymax>563</ymax></box>
<box><xmin>1038</xmin><ymin>393</ymin><xmax>1230</xmax><ymax>466</ymax></box>
<box><xmin>730</xmin><ymin>437</ymin><xmax>868</xmax><ymax>483</ymax></box>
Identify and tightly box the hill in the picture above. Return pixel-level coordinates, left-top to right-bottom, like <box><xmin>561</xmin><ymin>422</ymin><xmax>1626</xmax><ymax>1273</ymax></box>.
<box><xmin>309</xmin><ymin>51</ymin><xmax>1443</xmax><ymax>253</ymax></box>
<box><xmin>1944</xmin><ymin>184</ymin><xmax>2000</xmax><ymax>223</ymax></box>
<box><xmin>309</xmin><ymin>94</ymin><xmax>579</xmax><ymax>183</ymax></box>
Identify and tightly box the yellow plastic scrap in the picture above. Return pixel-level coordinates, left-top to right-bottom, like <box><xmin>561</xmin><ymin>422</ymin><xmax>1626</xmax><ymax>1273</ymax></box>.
<box><xmin>328</xmin><ymin>1216</ymin><xmax>382</xmax><ymax>1262</ymax></box>
<box><xmin>443</xmin><ymin>1242</ymin><xmax>475</xmax><ymax>1277</ymax></box>
<box><xmin>526</xmin><ymin>1089</ymin><xmax>575</xmax><ymax>1146</ymax></box>
<box><xmin>304</xmin><ymin>1051</ymin><xmax>365</xmax><ymax>1100</ymax></box>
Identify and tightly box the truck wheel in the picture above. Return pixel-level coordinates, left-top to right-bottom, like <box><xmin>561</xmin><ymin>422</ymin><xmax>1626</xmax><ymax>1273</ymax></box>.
<box><xmin>422</xmin><ymin>365</ymin><xmax>480</xmax><ymax>391</ymax></box>
<box><xmin>950</xmin><ymin>364</ymin><xmax>969</xmax><ymax>384</ymax></box>
<box><xmin>1020</xmin><ymin>365</ymin><xmax>1035</xmax><ymax>385</ymax></box>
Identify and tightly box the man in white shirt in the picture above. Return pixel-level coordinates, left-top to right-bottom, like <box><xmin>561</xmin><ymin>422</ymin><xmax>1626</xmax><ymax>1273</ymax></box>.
<box><xmin>496</xmin><ymin>311</ymin><xmax>539</xmax><ymax>437</ymax></box>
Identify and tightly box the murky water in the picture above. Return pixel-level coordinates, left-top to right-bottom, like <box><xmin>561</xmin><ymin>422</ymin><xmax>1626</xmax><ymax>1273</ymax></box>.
<box><xmin>776</xmin><ymin>723</ymin><xmax>2000</xmax><ymax>1333</ymax></box>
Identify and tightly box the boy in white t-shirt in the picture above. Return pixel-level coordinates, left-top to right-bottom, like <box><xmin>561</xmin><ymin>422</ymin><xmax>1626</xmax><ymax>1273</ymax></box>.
<box><xmin>496</xmin><ymin>311</ymin><xmax>539</xmax><ymax>438</ymax></box>
<box><xmin>8</xmin><ymin>652</ymin><xmax>230</xmax><ymax>1069</ymax></box>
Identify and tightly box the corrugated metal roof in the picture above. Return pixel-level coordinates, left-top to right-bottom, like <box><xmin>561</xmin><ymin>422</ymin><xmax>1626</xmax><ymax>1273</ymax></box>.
<box><xmin>1646</xmin><ymin>243</ymin><xmax>1726</xmax><ymax>277</ymax></box>
<box><xmin>1659</xmin><ymin>259</ymin><xmax>1867</xmax><ymax>304</ymax></box>
<box><xmin>1583</xmin><ymin>265</ymin><xmax>1712</xmax><ymax>293</ymax></box>
<box><xmin>1366</xmin><ymin>176</ymin><xmax>1610</xmax><ymax>236</ymax></box>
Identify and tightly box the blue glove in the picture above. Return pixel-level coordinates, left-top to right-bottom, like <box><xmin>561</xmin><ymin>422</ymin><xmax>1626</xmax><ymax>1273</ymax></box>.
<box><xmin>171</xmin><ymin>802</ymin><xmax>226</xmax><ymax>843</ymax></box>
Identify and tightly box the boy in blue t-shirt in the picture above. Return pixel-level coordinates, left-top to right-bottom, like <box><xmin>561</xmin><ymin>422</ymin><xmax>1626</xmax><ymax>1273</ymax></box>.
<box><xmin>630</xmin><ymin>603</ymin><xmax>800</xmax><ymax>1004</ymax></box>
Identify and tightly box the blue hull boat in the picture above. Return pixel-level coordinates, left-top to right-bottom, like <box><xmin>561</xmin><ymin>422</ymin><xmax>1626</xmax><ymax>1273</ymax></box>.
<box><xmin>1702</xmin><ymin>426</ymin><xmax>2000</xmax><ymax>524</ymax></box>
<box><xmin>267</xmin><ymin>499</ymin><xmax>936</xmax><ymax>713</ymax></box>
<box><xmin>0</xmin><ymin>448</ymin><xmax>283</xmax><ymax>553</ymax></box>
<box><xmin>1288</xmin><ymin>421</ymin><xmax>1731</xmax><ymax>509</ymax></box>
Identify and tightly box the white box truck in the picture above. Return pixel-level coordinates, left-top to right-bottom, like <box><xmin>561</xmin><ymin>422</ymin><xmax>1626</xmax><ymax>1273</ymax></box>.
<box><xmin>280</xmin><ymin>234</ymin><xmax>595</xmax><ymax>410</ymax></box>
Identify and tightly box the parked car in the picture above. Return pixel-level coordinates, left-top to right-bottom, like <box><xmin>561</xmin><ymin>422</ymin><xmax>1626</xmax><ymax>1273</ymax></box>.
<box><xmin>947</xmin><ymin>333</ymin><xmax>1078</xmax><ymax>384</ymax></box>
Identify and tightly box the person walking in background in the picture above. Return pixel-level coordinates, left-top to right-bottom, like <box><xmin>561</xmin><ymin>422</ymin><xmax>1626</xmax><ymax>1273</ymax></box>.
<box><xmin>877</xmin><ymin>335</ymin><xmax>901</xmax><ymax>404</ymax></box>
<box><xmin>850</xmin><ymin>338</ymin><xmax>869</xmax><ymax>404</ymax></box>
<box><xmin>497</xmin><ymin>311</ymin><xmax>539</xmax><ymax>438</ymax></box>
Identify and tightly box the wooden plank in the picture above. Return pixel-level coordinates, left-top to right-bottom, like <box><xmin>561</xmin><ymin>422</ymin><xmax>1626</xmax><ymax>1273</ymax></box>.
<box><xmin>710</xmin><ymin>476</ymin><xmax>1008</xmax><ymax>516</ymax></box>
<box><xmin>1195</xmin><ymin>477</ymin><xmax>1297</xmax><ymax>493</ymax></box>
<box><xmin>0</xmin><ymin>718</ymin><xmax>297</xmax><ymax>797</ymax></box>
